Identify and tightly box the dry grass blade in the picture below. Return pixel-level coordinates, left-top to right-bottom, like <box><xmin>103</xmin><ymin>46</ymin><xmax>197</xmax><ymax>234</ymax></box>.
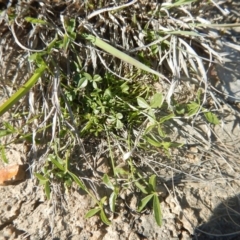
<box><xmin>192</xmin><ymin>22</ymin><xmax>240</xmax><ymax>28</ymax></box>
<box><xmin>85</xmin><ymin>0</ymin><xmax>138</xmax><ymax>22</ymax></box>
<box><xmin>178</xmin><ymin>38</ymin><xmax>207</xmax><ymax>83</ymax></box>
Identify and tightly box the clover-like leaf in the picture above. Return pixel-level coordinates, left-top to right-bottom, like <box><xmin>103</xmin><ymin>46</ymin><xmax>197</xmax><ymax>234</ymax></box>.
<box><xmin>109</xmin><ymin>187</ymin><xmax>119</xmax><ymax>212</ymax></box>
<box><xmin>187</xmin><ymin>102</ymin><xmax>200</xmax><ymax>116</ymax></box>
<box><xmin>137</xmin><ymin>97</ymin><xmax>150</xmax><ymax>109</ymax></box>
<box><xmin>45</xmin><ymin>181</ymin><xmax>51</xmax><ymax>200</ymax></box>
<box><xmin>68</xmin><ymin>172</ymin><xmax>86</xmax><ymax>191</ymax></box>
<box><xmin>85</xmin><ymin>208</ymin><xmax>101</xmax><ymax>218</ymax></box>
<box><xmin>102</xmin><ymin>174</ymin><xmax>114</xmax><ymax>190</ymax></box>
<box><xmin>149</xmin><ymin>175</ymin><xmax>157</xmax><ymax>192</ymax></box>
<box><xmin>153</xmin><ymin>194</ymin><xmax>162</xmax><ymax>226</ymax></box>
<box><xmin>138</xmin><ymin>194</ymin><xmax>154</xmax><ymax>212</ymax></box>
<box><xmin>150</xmin><ymin>93</ymin><xmax>163</xmax><ymax>108</ymax></box>
<box><xmin>204</xmin><ymin>111</ymin><xmax>220</xmax><ymax>125</ymax></box>
<box><xmin>100</xmin><ymin>209</ymin><xmax>111</xmax><ymax>225</ymax></box>
<box><xmin>135</xmin><ymin>180</ymin><xmax>148</xmax><ymax>194</ymax></box>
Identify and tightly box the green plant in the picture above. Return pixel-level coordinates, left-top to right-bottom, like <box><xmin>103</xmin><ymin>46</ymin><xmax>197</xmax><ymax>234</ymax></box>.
<box><xmin>0</xmin><ymin>66</ymin><xmax>46</xmax><ymax>116</ymax></box>
<box><xmin>0</xmin><ymin>120</ymin><xmax>51</xmax><ymax>163</ymax></box>
<box><xmin>102</xmin><ymin>174</ymin><xmax>119</xmax><ymax>213</ymax></box>
<box><xmin>35</xmin><ymin>140</ymin><xmax>112</xmax><ymax>223</ymax></box>
<box><xmin>85</xmin><ymin>196</ymin><xmax>111</xmax><ymax>225</ymax></box>
<box><xmin>135</xmin><ymin>174</ymin><xmax>162</xmax><ymax>226</ymax></box>
<box><xmin>35</xmin><ymin>149</ymin><xmax>75</xmax><ymax>200</ymax></box>
<box><xmin>0</xmin><ymin>0</ymin><xmax>227</xmax><ymax>230</ymax></box>
<box><xmin>174</xmin><ymin>89</ymin><xmax>220</xmax><ymax>125</ymax></box>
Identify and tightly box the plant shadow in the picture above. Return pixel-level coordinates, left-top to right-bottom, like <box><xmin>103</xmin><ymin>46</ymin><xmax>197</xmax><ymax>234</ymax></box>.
<box><xmin>193</xmin><ymin>194</ymin><xmax>240</xmax><ymax>240</ymax></box>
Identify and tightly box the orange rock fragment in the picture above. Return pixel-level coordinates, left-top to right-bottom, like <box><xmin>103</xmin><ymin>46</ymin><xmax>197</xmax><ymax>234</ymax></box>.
<box><xmin>0</xmin><ymin>164</ymin><xmax>26</xmax><ymax>185</ymax></box>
